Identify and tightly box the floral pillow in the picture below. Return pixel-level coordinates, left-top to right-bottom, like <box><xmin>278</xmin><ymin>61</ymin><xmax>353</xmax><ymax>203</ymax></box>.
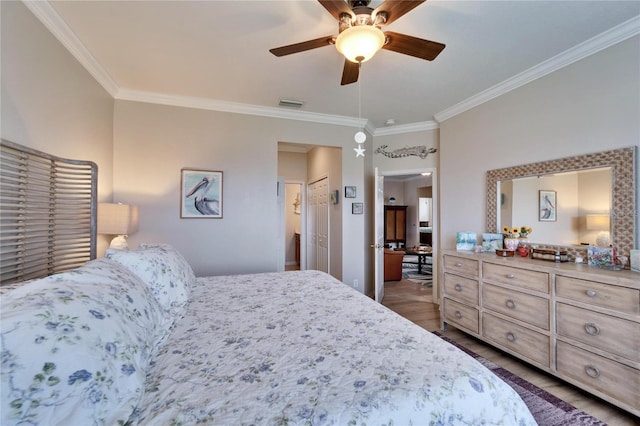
<box><xmin>1</xmin><ymin>259</ymin><xmax>165</xmax><ymax>425</ymax></box>
<box><xmin>61</xmin><ymin>258</ymin><xmax>170</xmax><ymax>344</ymax></box>
<box><xmin>106</xmin><ymin>244</ymin><xmax>194</xmax><ymax>316</ymax></box>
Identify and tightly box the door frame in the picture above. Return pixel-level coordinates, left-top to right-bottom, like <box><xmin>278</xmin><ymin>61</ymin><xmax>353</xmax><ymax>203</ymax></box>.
<box><xmin>376</xmin><ymin>167</ymin><xmax>439</xmax><ymax>302</ymax></box>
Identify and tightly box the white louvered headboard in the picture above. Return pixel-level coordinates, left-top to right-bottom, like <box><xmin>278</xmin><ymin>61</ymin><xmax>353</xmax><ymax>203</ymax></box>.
<box><xmin>0</xmin><ymin>139</ymin><xmax>97</xmax><ymax>285</ymax></box>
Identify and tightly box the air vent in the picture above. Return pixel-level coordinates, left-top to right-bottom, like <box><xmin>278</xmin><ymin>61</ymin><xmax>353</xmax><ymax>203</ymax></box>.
<box><xmin>278</xmin><ymin>98</ymin><xmax>304</xmax><ymax>108</ymax></box>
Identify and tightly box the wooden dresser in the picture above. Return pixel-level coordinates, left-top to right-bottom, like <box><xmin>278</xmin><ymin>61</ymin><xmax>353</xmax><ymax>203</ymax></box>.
<box><xmin>441</xmin><ymin>250</ymin><xmax>640</xmax><ymax>416</ymax></box>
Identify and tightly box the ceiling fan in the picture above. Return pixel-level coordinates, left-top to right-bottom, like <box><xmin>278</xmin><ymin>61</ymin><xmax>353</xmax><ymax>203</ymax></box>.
<box><xmin>269</xmin><ymin>0</ymin><xmax>445</xmax><ymax>85</ymax></box>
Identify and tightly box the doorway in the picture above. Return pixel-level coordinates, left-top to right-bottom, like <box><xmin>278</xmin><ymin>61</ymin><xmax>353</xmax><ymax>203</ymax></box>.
<box><xmin>277</xmin><ymin>143</ymin><xmax>342</xmax><ymax>277</ymax></box>
<box><xmin>376</xmin><ymin>168</ymin><xmax>438</xmax><ymax>302</ymax></box>
<box><xmin>284</xmin><ymin>182</ymin><xmax>303</xmax><ymax>271</ymax></box>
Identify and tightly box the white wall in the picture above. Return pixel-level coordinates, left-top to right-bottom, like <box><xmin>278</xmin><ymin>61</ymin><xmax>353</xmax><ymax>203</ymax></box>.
<box><xmin>374</xmin><ymin>130</ymin><xmax>440</xmax><ymax>173</ymax></box>
<box><xmin>1</xmin><ymin>1</ymin><xmax>115</xmax><ymax>254</ymax></box>
<box><xmin>440</xmin><ymin>36</ymin><xmax>640</xmax><ymax>254</ymax></box>
<box><xmin>511</xmin><ymin>174</ymin><xmax>579</xmax><ymax>245</ymax></box>
<box><xmin>113</xmin><ymin>100</ymin><xmax>366</xmax><ymax>282</ymax></box>
<box><xmin>383</xmin><ymin>181</ymin><xmax>405</xmax><ymax>205</ymax></box>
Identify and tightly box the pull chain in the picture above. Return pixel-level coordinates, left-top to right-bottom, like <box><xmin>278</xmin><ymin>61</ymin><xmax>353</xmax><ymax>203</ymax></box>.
<box><xmin>354</xmin><ymin>61</ymin><xmax>366</xmax><ymax>157</ymax></box>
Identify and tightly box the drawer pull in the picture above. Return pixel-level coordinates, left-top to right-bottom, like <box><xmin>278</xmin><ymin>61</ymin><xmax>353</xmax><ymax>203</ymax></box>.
<box><xmin>455</xmin><ymin>262</ymin><xmax>463</xmax><ymax>267</ymax></box>
<box><xmin>454</xmin><ymin>284</ymin><xmax>463</xmax><ymax>292</ymax></box>
<box><xmin>586</xmin><ymin>290</ymin><xmax>597</xmax><ymax>297</ymax></box>
<box><xmin>584</xmin><ymin>323</ymin><xmax>600</xmax><ymax>336</ymax></box>
<box><xmin>454</xmin><ymin>310</ymin><xmax>463</xmax><ymax>319</ymax></box>
<box><xmin>506</xmin><ymin>332</ymin><xmax>517</xmax><ymax>342</ymax></box>
<box><xmin>505</xmin><ymin>299</ymin><xmax>517</xmax><ymax>310</ymax></box>
<box><xmin>584</xmin><ymin>365</ymin><xmax>601</xmax><ymax>379</ymax></box>
<box><xmin>506</xmin><ymin>274</ymin><xmax>515</xmax><ymax>279</ymax></box>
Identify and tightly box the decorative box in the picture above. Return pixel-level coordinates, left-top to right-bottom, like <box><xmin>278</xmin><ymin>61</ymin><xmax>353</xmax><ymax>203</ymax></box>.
<box><xmin>587</xmin><ymin>246</ymin><xmax>614</xmax><ymax>266</ymax></box>
<box><xmin>531</xmin><ymin>248</ymin><xmax>569</xmax><ymax>263</ymax></box>
<box><xmin>456</xmin><ymin>232</ymin><xmax>477</xmax><ymax>251</ymax></box>
<box><xmin>482</xmin><ymin>233</ymin><xmax>503</xmax><ymax>252</ymax></box>
<box><xmin>495</xmin><ymin>249</ymin><xmax>515</xmax><ymax>257</ymax></box>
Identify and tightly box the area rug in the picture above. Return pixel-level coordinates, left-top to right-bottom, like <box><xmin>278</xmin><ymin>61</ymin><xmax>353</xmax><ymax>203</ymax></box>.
<box><xmin>434</xmin><ymin>332</ymin><xmax>605</xmax><ymax>426</ymax></box>
<box><xmin>402</xmin><ymin>261</ymin><xmax>432</xmax><ymax>286</ymax></box>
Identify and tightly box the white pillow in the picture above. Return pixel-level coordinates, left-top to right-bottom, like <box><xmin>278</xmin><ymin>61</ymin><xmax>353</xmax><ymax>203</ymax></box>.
<box><xmin>1</xmin><ymin>259</ymin><xmax>165</xmax><ymax>425</ymax></box>
<box><xmin>63</xmin><ymin>258</ymin><xmax>170</xmax><ymax>345</ymax></box>
<box><xmin>106</xmin><ymin>244</ymin><xmax>194</xmax><ymax>315</ymax></box>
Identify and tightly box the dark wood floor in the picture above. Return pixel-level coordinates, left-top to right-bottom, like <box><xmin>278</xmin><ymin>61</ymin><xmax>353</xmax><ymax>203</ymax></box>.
<box><xmin>382</xmin><ymin>279</ymin><xmax>638</xmax><ymax>425</ymax></box>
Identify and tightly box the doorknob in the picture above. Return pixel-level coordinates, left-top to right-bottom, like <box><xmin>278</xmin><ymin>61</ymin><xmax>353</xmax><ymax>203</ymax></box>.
<box><xmin>370</xmin><ymin>244</ymin><xmax>384</xmax><ymax>249</ymax></box>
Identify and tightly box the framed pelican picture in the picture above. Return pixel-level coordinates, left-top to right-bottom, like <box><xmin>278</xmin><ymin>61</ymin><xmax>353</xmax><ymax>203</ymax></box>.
<box><xmin>538</xmin><ymin>190</ymin><xmax>556</xmax><ymax>222</ymax></box>
<box><xmin>181</xmin><ymin>168</ymin><xmax>223</xmax><ymax>218</ymax></box>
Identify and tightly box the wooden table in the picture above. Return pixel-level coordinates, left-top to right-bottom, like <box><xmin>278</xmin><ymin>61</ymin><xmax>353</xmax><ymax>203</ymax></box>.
<box><xmin>404</xmin><ymin>249</ymin><xmax>433</xmax><ymax>275</ymax></box>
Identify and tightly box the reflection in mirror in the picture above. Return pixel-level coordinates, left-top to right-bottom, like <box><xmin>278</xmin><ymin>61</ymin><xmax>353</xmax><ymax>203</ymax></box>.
<box><xmin>498</xmin><ymin>168</ymin><xmax>612</xmax><ymax>247</ymax></box>
<box><xmin>486</xmin><ymin>147</ymin><xmax>637</xmax><ymax>258</ymax></box>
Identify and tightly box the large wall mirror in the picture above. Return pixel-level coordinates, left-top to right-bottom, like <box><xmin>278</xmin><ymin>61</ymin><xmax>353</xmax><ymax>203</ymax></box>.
<box><xmin>487</xmin><ymin>147</ymin><xmax>637</xmax><ymax>257</ymax></box>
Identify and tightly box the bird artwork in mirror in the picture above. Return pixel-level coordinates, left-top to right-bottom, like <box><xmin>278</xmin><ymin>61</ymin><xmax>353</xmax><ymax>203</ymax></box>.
<box><xmin>486</xmin><ymin>147</ymin><xmax>637</xmax><ymax>259</ymax></box>
<box><xmin>181</xmin><ymin>168</ymin><xmax>223</xmax><ymax>218</ymax></box>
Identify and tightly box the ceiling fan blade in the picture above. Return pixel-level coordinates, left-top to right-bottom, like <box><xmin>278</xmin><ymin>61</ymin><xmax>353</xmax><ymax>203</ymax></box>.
<box><xmin>373</xmin><ymin>0</ymin><xmax>425</xmax><ymax>26</ymax></box>
<box><xmin>341</xmin><ymin>60</ymin><xmax>359</xmax><ymax>85</ymax></box>
<box><xmin>269</xmin><ymin>36</ymin><xmax>335</xmax><ymax>57</ymax></box>
<box><xmin>382</xmin><ymin>31</ymin><xmax>445</xmax><ymax>61</ymax></box>
<box><xmin>318</xmin><ymin>0</ymin><xmax>354</xmax><ymax>21</ymax></box>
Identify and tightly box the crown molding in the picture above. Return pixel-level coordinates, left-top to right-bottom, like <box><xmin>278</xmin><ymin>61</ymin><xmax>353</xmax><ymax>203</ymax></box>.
<box><xmin>434</xmin><ymin>15</ymin><xmax>640</xmax><ymax>123</ymax></box>
<box><xmin>28</xmin><ymin>1</ymin><xmax>638</xmax><ymax>133</ymax></box>
<box><xmin>373</xmin><ymin>121</ymin><xmax>439</xmax><ymax>136</ymax></box>
<box><xmin>22</xmin><ymin>0</ymin><xmax>119</xmax><ymax>96</ymax></box>
<box><xmin>116</xmin><ymin>88</ymin><xmax>368</xmax><ymax>128</ymax></box>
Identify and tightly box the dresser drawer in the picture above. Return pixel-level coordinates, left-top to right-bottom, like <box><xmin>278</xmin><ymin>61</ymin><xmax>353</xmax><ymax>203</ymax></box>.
<box><xmin>483</xmin><ymin>284</ymin><xmax>549</xmax><ymax>330</ymax></box>
<box><xmin>556</xmin><ymin>303</ymin><xmax>640</xmax><ymax>362</ymax></box>
<box><xmin>483</xmin><ymin>313</ymin><xmax>550</xmax><ymax>367</ymax></box>
<box><xmin>483</xmin><ymin>263</ymin><xmax>549</xmax><ymax>293</ymax></box>
<box><xmin>556</xmin><ymin>275</ymin><xmax>640</xmax><ymax>315</ymax></box>
<box><xmin>557</xmin><ymin>341</ymin><xmax>639</xmax><ymax>410</ymax></box>
<box><xmin>443</xmin><ymin>255</ymin><xmax>479</xmax><ymax>277</ymax></box>
<box><xmin>443</xmin><ymin>298</ymin><xmax>479</xmax><ymax>334</ymax></box>
<box><xmin>443</xmin><ymin>273</ymin><xmax>479</xmax><ymax>305</ymax></box>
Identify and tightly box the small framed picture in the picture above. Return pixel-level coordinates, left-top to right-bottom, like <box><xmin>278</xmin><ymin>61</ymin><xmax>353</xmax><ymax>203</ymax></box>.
<box><xmin>345</xmin><ymin>186</ymin><xmax>356</xmax><ymax>198</ymax></box>
<box><xmin>181</xmin><ymin>168</ymin><xmax>223</xmax><ymax>218</ymax></box>
<box><xmin>352</xmin><ymin>202</ymin><xmax>363</xmax><ymax>214</ymax></box>
<box><xmin>539</xmin><ymin>190</ymin><xmax>556</xmax><ymax>222</ymax></box>
<box><xmin>330</xmin><ymin>190</ymin><xmax>339</xmax><ymax>205</ymax></box>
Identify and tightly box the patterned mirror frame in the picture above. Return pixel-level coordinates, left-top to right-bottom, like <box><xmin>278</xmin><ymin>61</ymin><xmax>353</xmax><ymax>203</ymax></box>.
<box><xmin>487</xmin><ymin>147</ymin><xmax>637</xmax><ymax>258</ymax></box>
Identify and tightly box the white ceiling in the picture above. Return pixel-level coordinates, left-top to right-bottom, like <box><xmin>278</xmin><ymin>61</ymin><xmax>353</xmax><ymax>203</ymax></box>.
<box><xmin>32</xmin><ymin>1</ymin><xmax>640</xmax><ymax>134</ymax></box>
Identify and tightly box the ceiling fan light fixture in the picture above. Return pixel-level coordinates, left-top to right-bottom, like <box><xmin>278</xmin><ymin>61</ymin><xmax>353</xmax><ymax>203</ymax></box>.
<box><xmin>335</xmin><ymin>25</ymin><xmax>385</xmax><ymax>63</ymax></box>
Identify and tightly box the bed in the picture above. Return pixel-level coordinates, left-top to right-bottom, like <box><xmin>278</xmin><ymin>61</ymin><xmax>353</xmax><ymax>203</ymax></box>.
<box><xmin>1</xmin><ymin>243</ymin><xmax>537</xmax><ymax>425</ymax></box>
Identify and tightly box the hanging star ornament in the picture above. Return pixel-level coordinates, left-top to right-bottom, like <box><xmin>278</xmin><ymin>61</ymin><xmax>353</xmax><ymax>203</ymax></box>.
<box><xmin>354</xmin><ymin>144</ymin><xmax>365</xmax><ymax>157</ymax></box>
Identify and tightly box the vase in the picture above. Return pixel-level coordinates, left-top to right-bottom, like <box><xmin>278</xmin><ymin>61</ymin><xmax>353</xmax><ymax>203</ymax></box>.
<box><xmin>518</xmin><ymin>237</ymin><xmax>529</xmax><ymax>246</ymax></box>
<box><xmin>504</xmin><ymin>238</ymin><xmax>519</xmax><ymax>250</ymax></box>
<box><xmin>517</xmin><ymin>245</ymin><xmax>529</xmax><ymax>257</ymax></box>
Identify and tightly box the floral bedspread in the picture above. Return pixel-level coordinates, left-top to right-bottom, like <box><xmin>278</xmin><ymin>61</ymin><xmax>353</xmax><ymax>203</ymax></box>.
<box><xmin>134</xmin><ymin>270</ymin><xmax>535</xmax><ymax>425</ymax></box>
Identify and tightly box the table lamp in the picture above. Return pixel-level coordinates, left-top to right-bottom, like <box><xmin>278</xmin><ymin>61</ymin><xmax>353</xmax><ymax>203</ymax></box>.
<box><xmin>98</xmin><ymin>203</ymin><xmax>139</xmax><ymax>249</ymax></box>
<box><xmin>586</xmin><ymin>214</ymin><xmax>610</xmax><ymax>247</ymax></box>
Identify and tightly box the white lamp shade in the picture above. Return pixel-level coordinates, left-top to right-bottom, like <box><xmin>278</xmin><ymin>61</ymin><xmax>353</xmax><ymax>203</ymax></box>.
<box><xmin>335</xmin><ymin>25</ymin><xmax>385</xmax><ymax>63</ymax></box>
<box><xmin>98</xmin><ymin>203</ymin><xmax>139</xmax><ymax>235</ymax></box>
<box><xmin>586</xmin><ymin>214</ymin><xmax>610</xmax><ymax>231</ymax></box>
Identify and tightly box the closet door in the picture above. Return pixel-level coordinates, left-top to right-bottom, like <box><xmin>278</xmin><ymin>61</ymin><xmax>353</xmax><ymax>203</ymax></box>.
<box><xmin>307</xmin><ymin>178</ymin><xmax>329</xmax><ymax>273</ymax></box>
